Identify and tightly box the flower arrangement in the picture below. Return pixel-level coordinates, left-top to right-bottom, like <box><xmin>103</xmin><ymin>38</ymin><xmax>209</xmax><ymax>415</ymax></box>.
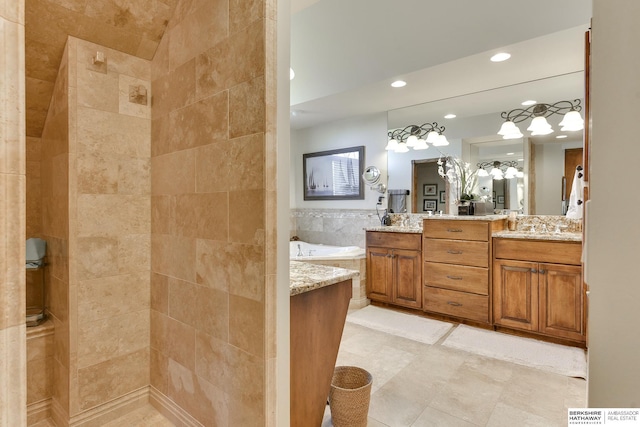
<box><xmin>437</xmin><ymin>156</ymin><xmax>479</xmax><ymax>201</ymax></box>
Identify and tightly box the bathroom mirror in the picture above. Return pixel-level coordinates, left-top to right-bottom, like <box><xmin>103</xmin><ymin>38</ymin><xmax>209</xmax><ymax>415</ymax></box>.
<box><xmin>386</xmin><ymin>73</ymin><xmax>585</xmax><ymax>214</ymax></box>
<box><xmin>362</xmin><ymin>166</ymin><xmax>386</xmax><ymax>194</ymax></box>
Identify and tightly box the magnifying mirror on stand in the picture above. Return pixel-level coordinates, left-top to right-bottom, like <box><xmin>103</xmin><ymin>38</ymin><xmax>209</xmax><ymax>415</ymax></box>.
<box><xmin>362</xmin><ymin>166</ymin><xmax>386</xmax><ymax>193</ymax></box>
<box><xmin>363</xmin><ymin>166</ymin><xmax>390</xmax><ymax>225</ymax></box>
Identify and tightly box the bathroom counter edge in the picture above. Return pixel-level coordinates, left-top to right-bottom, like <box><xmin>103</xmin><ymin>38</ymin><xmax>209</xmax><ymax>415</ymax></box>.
<box><xmin>290</xmin><ymin>260</ymin><xmax>360</xmax><ymax>296</ymax></box>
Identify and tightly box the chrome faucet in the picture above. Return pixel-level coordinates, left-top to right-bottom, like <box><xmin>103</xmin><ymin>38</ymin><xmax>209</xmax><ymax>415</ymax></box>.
<box><xmin>297</xmin><ymin>244</ymin><xmax>304</xmax><ymax>257</ymax></box>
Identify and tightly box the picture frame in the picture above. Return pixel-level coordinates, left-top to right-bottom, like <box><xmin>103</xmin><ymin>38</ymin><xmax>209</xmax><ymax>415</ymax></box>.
<box><xmin>439</xmin><ymin>190</ymin><xmax>446</xmax><ymax>204</ymax></box>
<box><xmin>423</xmin><ymin>184</ymin><xmax>437</xmax><ymax>196</ymax></box>
<box><xmin>497</xmin><ymin>195</ymin><xmax>505</xmax><ymax>204</ymax></box>
<box><xmin>303</xmin><ymin>146</ymin><xmax>365</xmax><ymax>200</ymax></box>
<box><xmin>423</xmin><ymin>199</ymin><xmax>437</xmax><ymax>212</ymax></box>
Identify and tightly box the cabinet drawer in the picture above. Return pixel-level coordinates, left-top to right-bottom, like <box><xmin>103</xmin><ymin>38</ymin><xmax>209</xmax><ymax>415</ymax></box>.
<box><xmin>423</xmin><ymin>239</ymin><xmax>488</xmax><ymax>268</ymax></box>
<box><xmin>423</xmin><ymin>220</ymin><xmax>489</xmax><ymax>241</ymax></box>
<box><xmin>423</xmin><ymin>286</ymin><xmax>489</xmax><ymax>323</ymax></box>
<box><xmin>494</xmin><ymin>238</ymin><xmax>582</xmax><ymax>265</ymax></box>
<box><xmin>424</xmin><ymin>262</ymin><xmax>488</xmax><ymax>295</ymax></box>
<box><xmin>367</xmin><ymin>232</ymin><xmax>421</xmax><ymax>251</ymax></box>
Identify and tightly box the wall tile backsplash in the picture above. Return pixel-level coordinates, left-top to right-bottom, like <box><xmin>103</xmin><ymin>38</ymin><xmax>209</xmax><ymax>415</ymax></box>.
<box><xmin>291</xmin><ymin>209</ymin><xmax>382</xmax><ymax>248</ymax></box>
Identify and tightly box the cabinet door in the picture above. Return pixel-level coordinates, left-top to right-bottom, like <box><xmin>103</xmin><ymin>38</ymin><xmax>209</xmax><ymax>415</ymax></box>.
<box><xmin>366</xmin><ymin>247</ymin><xmax>392</xmax><ymax>302</ymax></box>
<box><xmin>539</xmin><ymin>263</ymin><xmax>584</xmax><ymax>341</ymax></box>
<box><xmin>493</xmin><ymin>259</ymin><xmax>538</xmax><ymax>331</ymax></box>
<box><xmin>392</xmin><ymin>249</ymin><xmax>422</xmax><ymax>309</ymax></box>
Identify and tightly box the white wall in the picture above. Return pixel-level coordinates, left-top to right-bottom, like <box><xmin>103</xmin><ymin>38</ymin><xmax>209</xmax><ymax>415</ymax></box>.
<box><xmin>587</xmin><ymin>0</ymin><xmax>640</xmax><ymax>407</ymax></box>
<box><xmin>291</xmin><ymin>113</ymin><xmax>388</xmax><ymax>209</ymax></box>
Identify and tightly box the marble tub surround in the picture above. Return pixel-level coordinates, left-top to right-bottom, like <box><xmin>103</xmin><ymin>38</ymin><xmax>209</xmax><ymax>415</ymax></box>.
<box><xmin>290</xmin><ymin>261</ymin><xmax>359</xmax><ymax>296</ymax></box>
<box><xmin>27</xmin><ymin>321</ymin><xmax>54</xmax><ymax>425</ymax></box>
<box><xmin>365</xmin><ymin>225</ymin><xmax>422</xmax><ymax>233</ymax></box>
<box><xmin>291</xmin><ymin>208</ymin><xmax>381</xmax><ymax>248</ymax></box>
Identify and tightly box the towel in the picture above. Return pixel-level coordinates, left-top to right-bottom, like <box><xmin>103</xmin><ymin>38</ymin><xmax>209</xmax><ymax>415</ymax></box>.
<box><xmin>566</xmin><ymin>167</ymin><xmax>584</xmax><ymax>219</ymax></box>
<box><xmin>26</xmin><ymin>238</ymin><xmax>47</xmax><ymax>268</ymax></box>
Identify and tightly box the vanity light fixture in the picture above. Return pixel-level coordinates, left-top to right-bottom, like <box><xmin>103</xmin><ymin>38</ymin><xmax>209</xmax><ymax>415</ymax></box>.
<box><xmin>387</xmin><ymin>122</ymin><xmax>449</xmax><ymax>153</ymax></box>
<box><xmin>477</xmin><ymin>160</ymin><xmax>520</xmax><ymax>180</ymax></box>
<box><xmin>497</xmin><ymin>99</ymin><xmax>584</xmax><ymax>139</ymax></box>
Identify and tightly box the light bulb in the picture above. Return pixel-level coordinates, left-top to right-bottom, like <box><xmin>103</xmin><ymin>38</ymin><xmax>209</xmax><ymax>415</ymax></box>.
<box><xmin>432</xmin><ymin>134</ymin><xmax>449</xmax><ymax>146</ymax></box>
<box><xmin>527</xmin><ymin>117</ymin><xmax>553</xmax><ymax>135</ymax></box>
<box><xmin>406</xmin><ymin>135</ymin><xmax>418</xmax><ymax>147</ymax></box>
<box><xmin>425</xmin><ymin>131</ymin><xmax>440</xmax><ymax>144</ymax></box>
<box><xmin>385</xmin><ymin>139</ymin><xmax>398</xmax><ymax>151</ymax></box>
<box><xmin>413</xmin><ymin>139</ymin><xmax>429</xmax><ymax>150</ymax></box>
<box><xmin>559</xmin><ymin>110</ymin><xmax>584</xmax><ymax>131</ymax></box>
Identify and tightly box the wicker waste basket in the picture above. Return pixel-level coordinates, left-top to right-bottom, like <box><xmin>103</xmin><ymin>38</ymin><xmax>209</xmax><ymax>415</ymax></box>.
<box><xmin>328</xmin><ymin>366</ymin><xmax>373</xmax><ymax>427</ymax></box>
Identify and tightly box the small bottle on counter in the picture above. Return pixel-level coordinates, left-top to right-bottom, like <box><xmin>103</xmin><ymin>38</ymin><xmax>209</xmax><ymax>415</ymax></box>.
<box><xmin>508</xmin><ymin>211</ymin><xmax>517</xmax><ymax>231</ymax></box>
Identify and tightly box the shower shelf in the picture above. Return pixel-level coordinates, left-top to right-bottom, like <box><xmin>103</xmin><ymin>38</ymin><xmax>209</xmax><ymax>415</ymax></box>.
<box><xmin>26</xmin><ymin>262</ymin><xmax>47</xmax><ymax>327</ymax></box>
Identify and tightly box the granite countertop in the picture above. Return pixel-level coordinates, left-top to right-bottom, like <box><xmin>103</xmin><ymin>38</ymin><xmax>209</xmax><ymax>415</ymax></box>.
<box><xmin>365</xmin><ymin>226</ymin><xmax>422</xmax><ymax>234</ymax></box>
<box><xmin>422</xmin><ymin>214</ymin><xmax>508</xmax><ymax>221</ymax></box>
<box><xmin>290</xmin><ymin>261</ymin><xmax>360</xmax><ymax>296</ymax></box>
<box><xmin>493</xmin><ymin>231</ymin><xmax>582</xmax><ymax>242</ymax></box>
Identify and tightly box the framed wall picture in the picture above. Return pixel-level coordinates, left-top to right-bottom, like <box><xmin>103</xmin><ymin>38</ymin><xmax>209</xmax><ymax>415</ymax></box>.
<box><xmin>303</xmin><ymin>146</ymin><xmax>365</xmax><ymax>200</ymax></box>
<box><xmin>439</xmin><ymin>190</ymin><xmax>446</xmax><ymax>203</ymax></box>
<box><xmin>423</xmin><ymin>199</ymin><xmax>437</xmax><ymax>211</ymax></box>
<box><xmin>497</xmin><ymin>195</ymin><xmax>505</xmax><ymax>204</ymax></box>
<box><xmin>423</xmin><ymin>184</ymin><xmax>437</xmax><ymax>196</ymax></box>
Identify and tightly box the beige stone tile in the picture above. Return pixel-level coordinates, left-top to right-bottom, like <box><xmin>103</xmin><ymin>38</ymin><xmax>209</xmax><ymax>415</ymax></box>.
<box><xmin>27</xmin><ymin>331</ymin><xmax>53</xmax><ymax>362</ymax></box>
<box><xmin>175</xmin><ymin>192</ymin><xmax>228</xmax><ymax>240</ymax></box>
<box><xmin>428</xmin><ymin>364</ymin><xmax>506</xmax><ymax>426</ymax></box>
<box><xmin>76</xmin><ymin>151</ymin><xmax>119</xmax><ymax>194</ymax></box>
<box><xmin>368</xmin><ymin>378</ymin><xmax>431</xmax><ymax>427</ymax></box>
<box><xmin>411</xmin><ymin>407</ymin><xmax>478</xmax><ymax>427</ymax></box>
<box><xmin>119</xmin><ymin>75</ymin><xmax>151</xmax><ymax>118</ymax></box>
<box><xmin>159</xmin><ymin>58</ymin><xmax>196</xmax><ymax>118</ymax></box>
<box><xmin>150</xmin><ymin>311</ymin><xmax>195</xmax><ymax>371</ymax></box>
<box><xmin>229</xmin><ymin>75</ymin><xmax>265</xmax><ymax>138</ymax></box>
<box><xmin>77</xmin><ymin>106</ymin><xmax>150</xmax><ymax>158</ymax></box>
<box><xmin>137</xmin><ymin>37</ymin><xmax>159</xmax><ymax>60</ymax></box>
<box><xmin>26</xmin><ymin>76</ymin><xmax>55</xmax><ymax>112</ymax></box>
<box><xmin>27</xmin><ymin>356</ymin><xmax>52</xmax><ymax>404</ymax></box>
<box><xmin>78</xmin><ymin>272</ymin><xmax>150</xmax><ymax>322</ymax></box>
<box><xmin>229</xmin><ymin>189</ymin><xmax>264</xmax><ymax>245</ymax></box>
<box><xmin>196</xmin><ymin>285</ymin><xmax>229</xmax><ymax>342</ymax></box>
<box><xmin>150</xmin><ymin>272</ymin><xmax>169</xmax><ymax>315</ymax></box>
<box><xmin>75</xmin><ymin>236</ymin><xmax>118</xmax><ymax>280</ymax></box>
<box><xmin>77</xmin><ymin>194</ymin><xmax>150</xmax><ymax>236</ymax></box>
<box><xmin>167</xmin><ymin>277</ymin><xmax>199</xmax><ymax>326</ymax></box>
<box><xmin>0</xmin><ymin>325</ymin><xmax>27</xmax><ymax>426</ymax></box>
<box><xmin>486</xmin><ymin>402</ymin><xmax>562</xmax><ymax>427</ymax></box>
<box><xmin>75</xmin><ymin>16</ymin><xmax>141</xmax><ymax>57</ymax></box>
<box><xmin>26</xmin><ymin>108</ymin><xmax>47</xmax><ymax>138</ymax></box>
<box><xmin>167</xmin><ymin>90</ymin><xmax>228</xmax><ymax>153</ymax></box>
<box><xmin>76</xmin><ymin>39</ymin><xmax>151</xmax><ymax>80</ymax></box>
<box><xmin>0</xmin><ymin>174</ymin><xmax>26</xmax><ymax>328</ymax></box>
<box><xmin>229</xmin><ymin>294</ymin><xmax>264</xmax><ymax>357</ymax></box>
<box><xmin>194</xmin><ymin>140</ymin><xmax>231</xmax><ymax>193</ymax></box>
<box><xmin>118</xmin><ymin>158</ymin><xmax>151</xmax><ymax>195</ymax></box>
<box><xmin>150</xmin><ymin>149</ymin><xmax>195</xmax><ymax>196</ymax></box>
<box><xmin>167</xmin><ymin>358</ymin><xmax>229</xmax><ymax>426</ymax></box>
<box><xmin>168</xmin><ymin>0</ymin><xmax>228</xmax><ymax>70</ymax></box>
<box><xmin>101</xmin><ymin>403</ymin><xmax>174</xmax><ymax>427</ymax></box>
<box><xmin>77</xmin><ymin>348</ymin><xmax>150</xmax><ymax>411</ymax></box>
<box><xmin>151</xmin><ymin>234</ymin><xmax>195</xmax><ymax>282</ymax></box>
<box><xmin>77</xmin><ymin>310</ymin><xmax>150</xmax><ymax>368</ymax></box>
<box><xmin>76</xmin><ymin>66</ymin><xmax>119</xmax><ymax>113</ymax></box>
<box><xmin>150</xmin><ymin>115</ymin><xmax>171</xmax><ymax>157</ymax></box>
<box><xmin>52</xmin><ymin>358</ymin><xmax>70</xmax><ymax>415</ymax></box>
<box><xmin>0</xmin><ymin>0</ymin><xmax>25</xmax><ymax>24</ymax></box>
<box><xmin>229</xmin><ymin>0</ymin><xmax>263</xmax><ymax>34</ymax></box>
<box><xmin>196</xmin><ymin>239</ymin><xmax>264</xmax><ymax>301</ymax></box>
<box><xmin>196</xmin><ymin>18</ymin><xmax>264</xmax><ymax>99</ymax></box>
<box><xmin>25</xmin><ymin>0</ymin><xmax>81</xmax><ymax>49</ymax></box>
<box><xmin>150</xmin><ymin>347</ymin><xmax>169</xmax><ymax>395</ymax></box>
<box><xmin>151</xmin><ymin>195</ymin><xmax>175</xmax><ymax>235</ymax></box>
<box><xmin>228</xmin><ymin>133</ymin><xmax>265</xmax><ymax>191</ymax></box>
<box><xmin>118</xmin><ymin>233</ymin><xmax>151</xmax><ymax>273</ymax></box>
<box><xmin>47</xmin><ymin>275</ymin><xmax>68</xmax><ymax>322</ymax></box>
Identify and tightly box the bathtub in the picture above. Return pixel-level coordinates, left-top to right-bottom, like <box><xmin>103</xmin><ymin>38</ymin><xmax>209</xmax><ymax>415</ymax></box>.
<box><xmin>290</xmin><ymin>241</ymin><xmax>368</xmax><ymax>309</ymax></box>
<box><xmin>290</xmin><ymin>241</ymin><xmax>365</xmax><ymax>260</ymax></box>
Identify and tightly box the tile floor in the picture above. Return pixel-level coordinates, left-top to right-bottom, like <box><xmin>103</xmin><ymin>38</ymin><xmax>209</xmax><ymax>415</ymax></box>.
<box><xmin>322</xmin><ymin>320</ymin><xmax>587</xmax><ymax>427</ymax></box>
<box><xmin>32</xmin><ymin>318</ymin><xmax>587</xmax><ymax>427</ymax></box>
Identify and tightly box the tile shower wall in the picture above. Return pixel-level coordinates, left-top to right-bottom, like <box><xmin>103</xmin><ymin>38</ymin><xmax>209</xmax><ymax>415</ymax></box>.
<box><xmin>41</xmin><ymin>37</ymin><xmax>152</xmax><ymax>425</ymax></box>
<box><xmin>150</xmin><ymin>0</ymin><xmax>276</xmax><ymax>425</ymax></box>
<box><xmin>0</xmin><ymin>1</ymin><xmax>27</xmax><ymax>425</ymax></box>
<box><xmin>291</xmin><ymin>209</ymin><xmax>382</xmax><ymax>248</ymax></box>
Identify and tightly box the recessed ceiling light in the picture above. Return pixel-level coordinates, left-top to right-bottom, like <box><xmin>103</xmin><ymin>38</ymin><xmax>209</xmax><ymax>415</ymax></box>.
<box><xmin>556</xmin><ymin>135</ymin><xmax>568</xmax><ymax>139</ymax></box>
<box><xmin>391</xmin><ymin>80</ymin><xmax>407</xmax><ymax>88</ymax></box>
<box><xmin>522</xmin><ymin>100</ymin><xmax>537</xmax><ymax>106</ymax></box>
<box><xmin>290</xmin><ymin>68</ymin><xmax>295</xmax><ymax>80</ymax></box>
<box><xmin>444</xmin><ymin>114</ymin><xmax>456</xmax><ymax>119</ymax></box>
<box><xmin>518</xmin><ymin>158</ymin><xmax>524</xmax><ymax>162</ymax></box>
<box><xmin>506</xmin><ymin>152</ymin><xmax>515</xmax><ymax>156</ymax></box>
<box><xmin>490</xmin><ymin>52</ymin><xmax>511</xmax><ymax>62</ymax></box>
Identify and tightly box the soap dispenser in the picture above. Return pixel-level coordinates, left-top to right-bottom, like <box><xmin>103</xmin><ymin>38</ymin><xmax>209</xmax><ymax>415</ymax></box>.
<box><xmin>381</xmin><ymin>210</ymin><xmax>391</xmax><ymax>226</ymax></box>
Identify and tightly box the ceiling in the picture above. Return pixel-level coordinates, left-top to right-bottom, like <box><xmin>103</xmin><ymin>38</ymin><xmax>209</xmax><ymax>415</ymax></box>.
<box><xmin>25</xmin><ymin>0</ymin><xmax>178</xmax><ymax>137</ymax></box>
<box><xmin>290</xmin><ymin>0</ymin><xmax>593</xmax><ymax>130</ymax></box>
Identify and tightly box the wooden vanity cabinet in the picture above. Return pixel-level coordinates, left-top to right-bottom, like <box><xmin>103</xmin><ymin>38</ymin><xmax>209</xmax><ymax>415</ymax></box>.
<box><xmin>366</xmin><ymin>232</ymin><xmax>422</xmax><ymax>309</ymax></box>
<box><xmin>422</xmin><ymin>219</ymin><xmax>500</xmax><ymax>324</ymax></box>
<box><xmin>493</xmin><ymin>239</ymin><xmax>585</xmax><ymax>343</ymax></box>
